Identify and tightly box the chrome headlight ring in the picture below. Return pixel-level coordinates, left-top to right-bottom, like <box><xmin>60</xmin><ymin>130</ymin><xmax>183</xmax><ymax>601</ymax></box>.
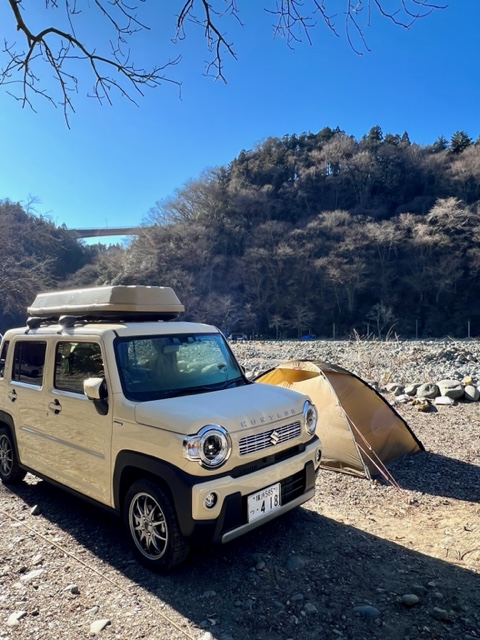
<box><xmin>184</xmin><ymin>424</ymin><xmax>232</xmax><ymax>468</ymax></box>
<box><xmin>303</xmin><ymin>400</ymin><xmax>317</xmax><ymax>436</ymax></box>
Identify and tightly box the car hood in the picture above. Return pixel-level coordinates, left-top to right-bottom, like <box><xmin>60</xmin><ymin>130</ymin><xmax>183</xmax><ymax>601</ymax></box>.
<box><xmin>134</xmin><ymin>382</ymin><xmax>308</xmax><ymax>435</ymax></box>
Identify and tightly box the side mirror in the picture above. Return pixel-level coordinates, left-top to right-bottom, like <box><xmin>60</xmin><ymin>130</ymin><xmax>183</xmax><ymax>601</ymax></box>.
<box><xmin>84</xmin><ymin>377</ymin><xmax>107</xmax><ymax>400</ymax></box>
<box><xmin>84</xmin><ymin>377</ymin><xmax>108</xmax><ymax>415</ymax></box>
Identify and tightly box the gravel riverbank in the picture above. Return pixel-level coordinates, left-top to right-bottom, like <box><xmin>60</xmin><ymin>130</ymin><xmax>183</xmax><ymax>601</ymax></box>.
<box><xmin>0</xmin><ymin>339</ymin><xmax>479</xmax><ymax>640</ymax></box>
<box><xmin>230</xmin><ymin>338</ymin><xmax>480</xmax><ymax>386</ymax></box>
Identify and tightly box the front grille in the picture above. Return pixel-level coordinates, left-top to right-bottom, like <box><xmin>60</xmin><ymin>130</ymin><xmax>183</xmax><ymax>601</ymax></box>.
<box><xmin>230</xmin><ymin>443</ymin><xmax>306</xmax><ymax>479</ymax></box>
<box><xmin>239</xmin><ymin>421</ymin><xmax>302</xmax><ymax>456</ymax></box>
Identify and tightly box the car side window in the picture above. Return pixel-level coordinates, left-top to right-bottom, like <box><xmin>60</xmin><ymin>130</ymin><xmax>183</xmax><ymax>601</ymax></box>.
<box><xmin>55</xmin><ymin>342</ymin><xmax>104</xmax><ymax>395</ymax></box>
<box><xmin>0</xmin><ymin>340</ymin><xmax>9</xmax><ymax>378</ymax></box>
<box><xmin>12</xmin><ymin>341</ymin><xmax>47</xmax><ymax>386</ymax></box>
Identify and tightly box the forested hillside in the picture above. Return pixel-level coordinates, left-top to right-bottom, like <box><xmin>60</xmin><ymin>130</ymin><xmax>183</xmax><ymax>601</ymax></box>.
<box><xmin>3</xmin><ymin>125</ymin><xmax>480</xmax><ymax>338</ymax></box>
<box><xmin>0</xmin><ymin>201</ymin><xmax>98</xmax><ymax>332</ymax></box>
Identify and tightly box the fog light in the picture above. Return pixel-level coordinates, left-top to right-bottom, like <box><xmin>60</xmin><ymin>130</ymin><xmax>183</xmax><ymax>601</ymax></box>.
<box><xmin>316</xmin><ymin>449</ymin><xmax>322</xmax><ymax>463</ymax></box>
<box><xmin>205</xmin><ymin>492</ymin><xmax>218</xmax><ymax>509</ymax></box>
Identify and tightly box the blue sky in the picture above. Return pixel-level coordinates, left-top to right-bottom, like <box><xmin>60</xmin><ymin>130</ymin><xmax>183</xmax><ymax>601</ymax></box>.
<box><xmin>0</xmin><ymin>2</ymin><xmax>479</xmax><ymax>244</ymax></box>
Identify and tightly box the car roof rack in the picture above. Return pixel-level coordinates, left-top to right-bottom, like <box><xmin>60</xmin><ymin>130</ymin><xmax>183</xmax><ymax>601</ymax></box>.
<box><xmin>26</xmin><ymin>285</ymin><xmax>184</xmax><ymax>323</ymax></box>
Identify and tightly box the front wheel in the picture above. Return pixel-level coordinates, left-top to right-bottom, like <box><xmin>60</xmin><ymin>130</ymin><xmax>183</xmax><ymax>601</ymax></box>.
<box><xmin>0</xmin><ymin>427</ymin><xmax>26</xmax><ymax>485</ymax></box>
<box><xmin>123</xmin><ymin>479</ymin><xmax>190</xmax><ymax>571</ymax></box>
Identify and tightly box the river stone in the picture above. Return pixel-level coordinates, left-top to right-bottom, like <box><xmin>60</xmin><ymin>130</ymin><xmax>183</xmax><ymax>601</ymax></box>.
<box><xmin>437</xmin><ymin>379</ymin><xmax>464</xmax><ymax>399</ymax></box>
<box><xmin>402</xmin><ymin>594</ymin><xmax>420</xmax><ymax>607</ymax></box>
<box><xmin>20</xmin><ymin>569</ymin><xmax>44</xmax><ymax>583</ymax></box>
<box><xmin>416</xmin><ymin>383</ymin><xmax>439</xmax><ymax>398</ymax></box>
<box><xmin>464</xmin><ymin>384</ymin><xmax>480</xmax><ymax>402</ymax></box>
<box><xmin>434</xmin><ymin>396</ymin><xmax>455</xmax><ymax>406</ymax></box>
<box><xmin>412</xmin><ymin>398</ymin><xmax>431</xmax><ymax>412</ymax></box>
<box><xmin>405</xmin><ymin>383</ymin><xmax>421</xmax><ymax>396</ymax></box>
<box><xmin>65</xmin><ymin>583</ymin><xmax>80</xmax><ymax>595</ymax></box>
<box><xmin>90</xmin><ymin>619</ymin><xmax>111</xmax><ymax>635</ymax></box>
<box><xmin>6</xmin><ymin>611</ymin><xmax>26</xmax><ymax>627</ymax></box>
<box><xmin>385</xmin><ymin>383</ymin><xmax>403</xmax><ymax>393</ymax></box>
<box><xmin>394</xmin><ymin>393</ymin><xmax>411</xmax><ymax>403</ymax></box>
<box><xmin>431</xmin><ymin>607</ymin><xmax>451</xmax><ymax>621</ymax></box>
<box><xmin>351</xmin><ymin>605</ymin><xmax>381</xmax><ymax>618</ymax></box>
<box><xmin>290</xmin><ymin>593</ymin><xmax>304</xmax><ymax>602</ymax></box>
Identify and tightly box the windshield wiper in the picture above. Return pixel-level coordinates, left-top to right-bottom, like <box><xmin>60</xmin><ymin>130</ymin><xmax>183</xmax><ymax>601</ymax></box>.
<box><xmin>215</xmin><ymin>376</ymin><xmax>248</xmax><ymax>390</ymax></box>
<box><xmin>159</xmin><ymin>377</ymin><xmax>247</xmax><ymax>399</ymax></box>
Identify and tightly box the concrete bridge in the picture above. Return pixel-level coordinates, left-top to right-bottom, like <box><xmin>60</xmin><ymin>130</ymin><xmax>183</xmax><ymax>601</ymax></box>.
<box><xmin>68</xmin><ymin>226</ymin><xmax>145</xmax><ymax>239</ymax></box>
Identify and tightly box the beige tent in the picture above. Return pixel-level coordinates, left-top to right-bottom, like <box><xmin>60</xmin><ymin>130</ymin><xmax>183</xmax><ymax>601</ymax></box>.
<box><xmin>255</xmin><ymin>360</ymin><xmax>423</xmax><ymax>479</ymax></box>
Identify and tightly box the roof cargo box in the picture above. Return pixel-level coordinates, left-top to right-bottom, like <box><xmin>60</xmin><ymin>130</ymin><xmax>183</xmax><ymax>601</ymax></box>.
<box><xmin>27</xmin><ymin>285</ymin><xmax>184</xmax><ymax>321</ymax></box>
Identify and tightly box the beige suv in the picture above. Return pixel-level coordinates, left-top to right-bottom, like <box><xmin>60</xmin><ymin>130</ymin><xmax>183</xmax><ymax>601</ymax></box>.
<box><xmin>0</xmin><ymin>285</ymin><xmax>321</xmax><ymax>571</ymax></box>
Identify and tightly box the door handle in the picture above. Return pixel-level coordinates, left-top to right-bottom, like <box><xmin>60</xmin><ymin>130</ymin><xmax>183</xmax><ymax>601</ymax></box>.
<box><xmin>7</xmin><ymin>389</ymin><xmax>17</xmax><ymax>402</ymax></box>
<box><xmin>48</xmin><ymin>399</ymin><xmax>62</xmax><ymax>414</ymax></box>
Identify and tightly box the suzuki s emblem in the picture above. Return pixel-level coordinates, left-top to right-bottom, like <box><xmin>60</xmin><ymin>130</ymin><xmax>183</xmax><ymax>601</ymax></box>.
<box><xmin>270</xmin><ymin>430</ymin><xmax>280</xmax><ymax>446</ymax></box>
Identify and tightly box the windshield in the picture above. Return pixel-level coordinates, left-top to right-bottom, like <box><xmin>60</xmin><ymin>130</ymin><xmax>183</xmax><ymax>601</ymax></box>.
<box><xmin>114</xmin><ymin>332</ymin><xmax>247</xmax><ymax>401</ymax></box>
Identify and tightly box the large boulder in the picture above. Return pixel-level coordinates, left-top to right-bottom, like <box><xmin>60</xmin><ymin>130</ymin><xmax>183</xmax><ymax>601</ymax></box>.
<box><xmin>437</xmin><ymin>379</ymin><xmax>464</xmax><ymax>399</ymax></box>
<box><xmin>405</xmin><ymin>383</ymin><xmax>422</xmax><ymax>396</ymax></box>
<box><xmin>416</xmin><ymin>383</ymin><xmax>439</xmax><ymax>399</ymax></box>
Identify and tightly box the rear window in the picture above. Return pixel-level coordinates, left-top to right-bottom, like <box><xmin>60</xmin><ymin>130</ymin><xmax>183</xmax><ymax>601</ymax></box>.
<box><xmin>12</xmin><ymin>341</ymin><xmax>47</xmax><ymax>387</ymax></box>
<box><xmin>0</xmin><ymin>340</ymin><xmax>9</xmax><ymax>378</ymax></box>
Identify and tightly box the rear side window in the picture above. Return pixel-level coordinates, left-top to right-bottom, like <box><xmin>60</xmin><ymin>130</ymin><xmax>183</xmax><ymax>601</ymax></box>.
<box><xmin>0</xmin><ymin>340</ymin><xmax>9</xmax><ymax>378</ymax></box>
<box><xmin>12</xmin><ymin>341</ymin><xmax>47</xmax><ymax>386</ymax></box>
<box><xmin>55</xmin><ymin>342</ymin><xmax>104</xmax><ymax>394</ymax></box>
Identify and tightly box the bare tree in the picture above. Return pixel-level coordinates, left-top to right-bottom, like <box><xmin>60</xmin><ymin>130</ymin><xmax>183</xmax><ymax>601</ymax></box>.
<box><xmin>266</xmin><ymin>0</ymin><xmax>445</xmax><ymax>55</ymax></box>
<box><xmin>286</xmin><ymin>304</ymin><xmax>316</xmax><ymax>339</ymax></box>
<box><xmin>147</xmin><ymin>169</ymin><xmax>223</xmax><ymax>225</ymax></box>
<box><xmin>366</xmin><ymin>301</ymin><xmax>397</xmax><ymax>338</ymax></box>
<box><xmin>2</xmin><ymin>1</ymin><xmax>445</xmax><ymax>124</ymax></box>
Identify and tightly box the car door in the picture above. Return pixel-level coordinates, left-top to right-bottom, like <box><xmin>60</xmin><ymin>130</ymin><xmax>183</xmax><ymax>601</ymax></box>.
<box><xmin>43</xmin><ymin>339</ymin><xmax>112</xmax><ymax>505</ymax></box>
<box><xmin>5</xmin><ymin>338</ymin><xmax>49</xmax><ymax>470</ymax></box>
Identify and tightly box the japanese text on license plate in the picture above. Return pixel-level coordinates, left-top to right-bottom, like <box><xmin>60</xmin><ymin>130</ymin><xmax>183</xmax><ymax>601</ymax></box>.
<box><xmin>247</xmin><ymin>482</ymin><xmax>281</xmax><ymax>523</ymax></box>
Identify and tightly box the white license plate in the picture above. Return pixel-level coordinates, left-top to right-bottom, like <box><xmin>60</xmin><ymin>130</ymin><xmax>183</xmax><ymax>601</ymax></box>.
<box><xmin>247</xmin><ymin>482</ymin><xmax>281</xmax><ymax>523</ymax></box>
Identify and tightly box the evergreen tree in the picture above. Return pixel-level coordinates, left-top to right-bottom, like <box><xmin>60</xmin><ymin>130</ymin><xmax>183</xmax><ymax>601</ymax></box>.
<box><xmin>432</xmin><ymin>135</ymin><xmax>448</xmax><ymax>152</ymax></box>
<box><xmin>450</xmin><ymin>130</ymin><xmax>472</xmax><ymax>154</ymax></box>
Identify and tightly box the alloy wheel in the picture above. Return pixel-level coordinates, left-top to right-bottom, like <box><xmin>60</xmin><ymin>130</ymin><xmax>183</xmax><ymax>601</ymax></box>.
<box><xmin>129</xmin><ymin>491</ymin><xmax>168</xmax><ymax>560</ymax></box>
<box><xmin>0</xmin><ymin>434</ymin><xmax>13</xmax><ymax>477</ymax></box>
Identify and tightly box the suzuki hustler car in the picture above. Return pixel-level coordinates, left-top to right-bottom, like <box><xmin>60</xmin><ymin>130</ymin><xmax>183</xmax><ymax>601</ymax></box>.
<box><xmin>0</xmin><ymin>285</ymin><xmax>321</xmax><ymax>570</ymax></box>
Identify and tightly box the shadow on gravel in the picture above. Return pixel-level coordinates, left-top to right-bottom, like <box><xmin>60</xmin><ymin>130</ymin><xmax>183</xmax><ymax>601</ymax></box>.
<box><xmin>3</xmin><ymin>478</ymin><xmax>479</xmax><ymax>640</ymax></box>
<box><xmin>388</xmin><ymin>451</ymin><xmax>480</xmax><ymax>503</ymax></box>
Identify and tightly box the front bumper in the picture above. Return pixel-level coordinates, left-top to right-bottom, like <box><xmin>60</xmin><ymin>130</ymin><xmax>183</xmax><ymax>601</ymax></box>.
<box><xmin>188</xmin><ymin>436</ymin><xmax>321</xmax><ymax>544</ymax></box>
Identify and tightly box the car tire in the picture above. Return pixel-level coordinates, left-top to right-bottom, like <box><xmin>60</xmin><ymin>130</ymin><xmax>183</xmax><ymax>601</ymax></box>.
<box><xmin>123</xmin><ymin>478</ymin><xmax>190</xmax><ymax>571</ymax></box>
<box><xmin>0</xmin><ymin>426</ymin><xmax>26</xmax><ymax>485</ymax></box>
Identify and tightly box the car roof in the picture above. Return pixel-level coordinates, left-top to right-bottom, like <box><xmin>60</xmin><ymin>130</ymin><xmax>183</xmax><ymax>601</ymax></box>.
<box><xmin>4</xmin><ymin>321</ymin><xmax>219</xmax><ymax>339</ymax></box>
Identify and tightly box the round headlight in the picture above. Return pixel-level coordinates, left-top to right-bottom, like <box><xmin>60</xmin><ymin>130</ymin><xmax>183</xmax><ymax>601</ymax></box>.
<box><xmin>184</xmin><ymin>425</ymin><xmax>231</xmax><ymax>468</ymax></box>
<box><xmin>303</xmin><ymin>401</ymin><xmax>317</xmax><ymax>436</ymax></box>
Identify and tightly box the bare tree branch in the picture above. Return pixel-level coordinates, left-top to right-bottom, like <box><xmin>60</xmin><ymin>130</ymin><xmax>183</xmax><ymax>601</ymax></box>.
<box><xmin>2</xmin><ymin>0</ymin><xmax>182</xmax><ymax>126</ymax></box>
<box><xmin>0</xmin><ymin>0</ymin><xmax>446</xmax><ymax>124</ymax></box>
<box><xmin>174</xmin><ymin>0</ymin><xmax>240</xmax><ymax>82</ymax></box>
<box><xmin>266</xmin><ymin>0</ymin><xmax>446</xmax><ymax>55</ymax></box>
